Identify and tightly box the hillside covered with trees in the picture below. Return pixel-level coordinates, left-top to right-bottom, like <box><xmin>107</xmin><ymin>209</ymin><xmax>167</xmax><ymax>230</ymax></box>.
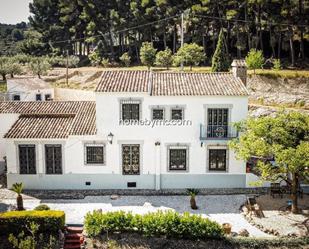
<box><xmin>0</xmin><ymin>0</ymin><xmax>308</xmax><ymax>68</ymax></box>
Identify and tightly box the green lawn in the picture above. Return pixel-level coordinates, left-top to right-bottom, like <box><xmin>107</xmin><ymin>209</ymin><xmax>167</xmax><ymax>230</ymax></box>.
<box><xmin>248</xmin><ymin>69</ymin><xmax>309</xmax><ymax>79</ymax></box>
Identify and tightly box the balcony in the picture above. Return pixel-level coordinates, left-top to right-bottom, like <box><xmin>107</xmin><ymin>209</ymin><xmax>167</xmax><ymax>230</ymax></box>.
<box><xmin>200</xmin><ymin>124</ymin><xmax>238</xmax><ymax>140</ymax></box>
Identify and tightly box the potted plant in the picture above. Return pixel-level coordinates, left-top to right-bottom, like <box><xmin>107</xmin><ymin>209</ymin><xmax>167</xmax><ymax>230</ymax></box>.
<box><xmin>186</xmin><ymin>188</ymin><xmax>199</xmax><ymax>210</ymax></box>
<box><xmin>222</xmin><ymin>223</ymin><xmax>232</xmax><ymax>235</ymax></box>
<box><xmin>12</xmin><ymin>182</ymin><xmax>24</xmax><ymax>210</ymax></box>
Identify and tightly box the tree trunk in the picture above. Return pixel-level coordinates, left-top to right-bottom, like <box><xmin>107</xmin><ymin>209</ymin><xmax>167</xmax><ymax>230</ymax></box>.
<box><xmin>299</xmin><ymin>0</ymin><xmax>305</xmax><ymax>60</ymax></box>
<box><xmin>173</xmin><ymin>24</ymin><xmax>177</xmax><ymax>53</ymax></box>
<box><xmin>109</xmin><ymin>30</ymin><xmax>115</xmax><ymax>60</ymax></box>
<box><xmin>236</xmin><ymin>22</ymin><xmax>241</xmax><ymax>59</ymax></box>
<box><xmin>289</xmin><ymin>27</ymin><xmax>295</xmax><ymax>67</ymax></box>
<box><xmin>38</xmin><ymin>73</ymin><xmax>41</xmax><ymax>79</ymax></box>
<box><xmin>1</xmin><ymin>73</ymin><xmax>6</xmax><ymax>81</ymax></box>
<box><xmin>245</xmin><ymin>2</ymin><xmax>251</xmax><ymax>50</ymax></box>
<box><xmin>291</xmin><ymin>173</ymin><xmax>299</xmax><ymax>214</ymax></box>
<box><xmin>258</xmin><ymin>4</ymin><xmax>264</xmax><ymax>52</ymax></box>
<box><xmin>17</xmin><ymin>194</ymin><xmax>23</xmax><ymax>211</ymax></box>
<box><xmin>269</xmin><ymin>26</ymin><xmax>276</xmax><ymax>58</ymax></box>
<box><xmin>163</xmin><ymin>33</ymin><xmax>167</xmax><ymax>50</ymax></box>
<box><xmin>10</xmin><ymin>73</ymin><xmax>14</xmax><ymax>78</ymax></box>
<box><xmin>190</xmin><ymin>196</ymin><xmax>197</xmax><ymax>209</ymax></box>
<box><xmin>278</xmin><ymin>32</ymin><xmax>282</xmax><ymax>59</ymax></box>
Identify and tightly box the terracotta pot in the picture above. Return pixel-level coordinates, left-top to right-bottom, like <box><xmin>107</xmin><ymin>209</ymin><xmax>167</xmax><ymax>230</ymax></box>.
<box><xmin>222</xmin><ymin>223</ymin><xmax>232</xmax><ymax>235</ymax></box>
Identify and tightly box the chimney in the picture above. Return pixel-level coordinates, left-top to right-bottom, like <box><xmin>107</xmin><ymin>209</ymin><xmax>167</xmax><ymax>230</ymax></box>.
<box><xmin>231</xmin><ymin>59</ymin><xmax>247</xmax><ymax>85</ymax></box>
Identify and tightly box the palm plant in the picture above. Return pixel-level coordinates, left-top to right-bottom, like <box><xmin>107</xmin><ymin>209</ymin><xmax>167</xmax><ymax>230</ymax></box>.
<box><xmin>12</xmin><ymin>182</ymin><xmax>24</xmax><ymax>210</ymax></box>
<box><xmin>186</xmin><ymin>188</ymin><xmax>199</xmax><ymax>210</ymax></box>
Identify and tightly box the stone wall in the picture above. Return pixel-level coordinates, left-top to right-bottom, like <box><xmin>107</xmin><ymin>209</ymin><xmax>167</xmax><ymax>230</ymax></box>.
<box><xmin>24</xmin><ymin>188</ymin><xmax>270</xmax><ymax>199</ymax></box>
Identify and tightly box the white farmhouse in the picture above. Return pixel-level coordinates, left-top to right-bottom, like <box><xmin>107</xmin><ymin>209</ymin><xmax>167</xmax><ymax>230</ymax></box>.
<box><xmin>6</xmin><ymin>77</ymin><xmax>54</xmax><ymax>101</ymax></box>
<box><xmin>0</xmin><ymin>61</ymin><xmax>250</xmax><ymax>190</ymax></box>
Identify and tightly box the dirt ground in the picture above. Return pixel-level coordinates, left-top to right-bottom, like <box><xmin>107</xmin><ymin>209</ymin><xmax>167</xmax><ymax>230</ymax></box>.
<box><xmin>245</xmin><ymin>194</ymin><xmax>309</xmax><ymax>237</ymax></box>
<box><xmin>84</xmin><ymin>233</ymin><xmax>309</xmax><ymax>249</ymax></box>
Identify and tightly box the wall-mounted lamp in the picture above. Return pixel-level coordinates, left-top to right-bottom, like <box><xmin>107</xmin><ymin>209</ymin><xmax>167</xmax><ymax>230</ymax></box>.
<box><xmin>155</xmin><ymin>141</ymin><xmax>161</xmax><ymax>146</ymax></box>
<box><xmin>107</xmin><ymin>132</ymin><xmax>114</xmax><ymax>144</ymax></box>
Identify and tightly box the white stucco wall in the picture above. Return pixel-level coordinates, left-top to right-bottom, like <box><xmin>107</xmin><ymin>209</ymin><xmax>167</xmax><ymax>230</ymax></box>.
<box><xmin>3</xmin><ymin>92</ymin><xmax>251</xmax><ymax>189</ymax></box>
<box><xmin>0</xmin><ymin>114</ymin><xmax>19</xmax><ymax>172</ymax></box>
<box><xmin>95</xmin><ymin>93</ymin><xmax>248</xmax><ymax>176</ymax></box>
<box><xmin>8</xmin><ymin>88</ymin><xmax>54</xmax><ymax>101</ymax></box>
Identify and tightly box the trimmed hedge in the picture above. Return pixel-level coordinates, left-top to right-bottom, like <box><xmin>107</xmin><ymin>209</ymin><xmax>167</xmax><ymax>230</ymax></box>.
<box><xmin>84</xmin><ymin>210</ymin><xmax>223</xmax><ymax>239</ymax></box>
<box><xmin>0</xmin><ymin>210</ymin><xmax>65</xmax><ymax>234</ymax></box>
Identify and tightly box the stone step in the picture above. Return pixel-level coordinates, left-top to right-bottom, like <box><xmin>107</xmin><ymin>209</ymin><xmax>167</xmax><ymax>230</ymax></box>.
<box><xmin>66</xmin><ymin>226</ymin><xmax>83</xmax><ymax>233</ymax></box>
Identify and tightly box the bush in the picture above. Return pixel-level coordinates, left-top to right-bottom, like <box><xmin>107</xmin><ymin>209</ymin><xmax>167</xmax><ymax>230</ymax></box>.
<box><xmin>84</xmin><ymin>211</ymin><xmax>223</xmax><ymax>239</ymax></box>
<box><xmin>119</xmin><ymin>52</ymin><xmax>131</xmax><ymax>67</ymax></box>
<box><xmin>0</xmin><ymin>210</ymin><xmax>65</xmax><ymax>234</ymax></box>
<box><xmin>272</xmin><ymin>59</ymin><xmax>282</xmax><ymax>71</ymax></box>
<box><xmin>245</xmin><ymin>49</ymin><xmax>264</xmax><ymax>74</ymax></box>
<box><xmin>34</xmin><ymin>204</ymin><xmax>50</xmax><ymax>211</ymax></box>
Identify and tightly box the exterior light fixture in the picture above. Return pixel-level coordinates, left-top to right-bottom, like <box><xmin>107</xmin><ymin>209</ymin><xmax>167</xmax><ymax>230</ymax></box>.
<box><xmin>155</xmin><ymin>141</ymin><xmax>161</xmax><ymax>146</ymax></box>
<box><xmin>107</xmin><ymin>132</ymin><xmax>114</xmax><ymax>144</ymax></box>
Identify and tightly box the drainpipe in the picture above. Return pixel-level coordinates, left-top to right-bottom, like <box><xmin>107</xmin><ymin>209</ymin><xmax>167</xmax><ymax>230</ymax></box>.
<box><xmin>155</xmin><ymin>141</ymin><xmax>161</xmax><ymax>190</ymax></box>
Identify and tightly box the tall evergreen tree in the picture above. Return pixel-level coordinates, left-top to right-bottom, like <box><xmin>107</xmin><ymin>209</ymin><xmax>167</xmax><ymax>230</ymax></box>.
<box><xmin>211</xmin><ymin>29</ymin><xmax>229</xmax><ymax>72</ymax></box>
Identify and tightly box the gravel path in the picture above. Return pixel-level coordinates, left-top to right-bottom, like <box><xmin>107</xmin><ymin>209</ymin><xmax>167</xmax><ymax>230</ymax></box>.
<box><xmin>1</xmin><ymin>194</ymin><xmax>271</xmax><ymax>237</ymax></box>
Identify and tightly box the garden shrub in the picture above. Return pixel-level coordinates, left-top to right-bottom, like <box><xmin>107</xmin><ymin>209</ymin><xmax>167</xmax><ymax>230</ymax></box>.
<box><xmin>0</xmin><ymin>210</ymin><xmax>65</xmax><ymax>234</ymax></box>
<box><xmin>34</xmin><ymin>204</ymin><xmax>50</xmax><ymax>211</ymax></box>
<box><xmin>84</xmin><ymin>210</ymin><xmax>223</xmax><ymax>239</ymax></box>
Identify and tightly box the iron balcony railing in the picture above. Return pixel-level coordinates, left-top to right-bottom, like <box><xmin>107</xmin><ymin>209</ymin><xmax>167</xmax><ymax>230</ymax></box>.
<box><xmin>200</xmin><ymin>124</ymin><xmax>238</xmax><ymax>140</ymax></box>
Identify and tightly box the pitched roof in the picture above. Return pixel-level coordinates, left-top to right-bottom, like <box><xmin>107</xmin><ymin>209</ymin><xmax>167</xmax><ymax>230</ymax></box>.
<box><xmin>0</xmin><ymin>101</ymin><xmax>96</xmax><ymax>138</ymax></box>
<box><xmin>231</xmin><ymin>59</ymin><xmax>247</xmax><ymax>67</ymax></box>
<box><xmin>152</xmin><ymin>72</ymin><xmax>248</xmax><ymax>96</ymax></box>
<box><xmin>96</xmin><ymin>70</ymin><xmax>150</xmax><ymax>93</ymax></box>
<box><xmin>4</xmin><ymin>114</ymin><xmax>75</xmax><ymax>139</ymax></box>
<box><xmin>96</xmin><ymin>70</ymin><xmax>248</xmax><ymax>96</ymax></box>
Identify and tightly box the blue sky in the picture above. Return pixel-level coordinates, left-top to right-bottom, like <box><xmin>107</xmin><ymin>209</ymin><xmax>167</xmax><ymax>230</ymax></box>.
<box><xmin>0</xmin><ymin>0</ymin><xmax>32</xmax><ymax>24</ymax></box>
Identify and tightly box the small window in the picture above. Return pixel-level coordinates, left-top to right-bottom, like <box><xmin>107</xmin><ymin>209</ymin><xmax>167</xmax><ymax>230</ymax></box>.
<box><xmin>152</xmin><ymin>108</ymin><xmax>164</xmax><ymax>120</ymax></box>
<box><xmin>168</xmin><ymin>146</ymin><xmax>188</xmax><ymax>171</ymax></box>
<box><xmin>209</xmin><ymin>149</ymin><xmax>227</xmax><ymax>171</ymax></box>
<box><xmin>85</xmin><ymin>144</ymin><xmax>105</xmax><ymax>165</ymax></box>
<box><xmin>45</xmin><ymin>144</ymin><xmax>62</xmax><ymax>174</ymax></box>
<box><xmin>19</xmin><ymin>145</ymin><xmax>36</xmax><ymax>174</ymax></box>
<box><xmin>121</xmin><ymin>100</ymin><xmax>140</xmax><ymax>121</ymax></box>
<box><xmin>171</xmin><ymin>108</ymin><xmax>183</xmax><ymax>120</ymax></box>
<box><xmin>45</xmin><ymin>94</ymin><xmax>51</xmax><ymax>101</ymax></box>
<box><xmin>13</xmin><ymin>95</ymin><xmax>20</xmax><ymax>101</ymax></box>
<box><xmin>36</xmin><ymin>94</ymin><xmax>42</xmax><ymax>101</ymax></box>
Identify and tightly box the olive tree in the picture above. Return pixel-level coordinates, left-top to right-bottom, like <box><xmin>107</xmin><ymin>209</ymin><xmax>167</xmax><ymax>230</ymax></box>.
<box><xmin>173</xmin><ymin>43</ymin><xmax>205</xmax><ymax>70</ymax></box>
<box><xmin>155</xmin><ymin>48</ymin><xmax>173</xmax><ymax>69</ymax></box>
<box><xmin>229</xmin><ymin>111</ymin><xmax>309</xmax><ymax>213</ymax></box>
<box><xmin>140</xmin><ymin>42</ymin><xmax>157</xmax><ymax>70</ymax></box>
<box><xmin>28</xmin><ymin>57</ymin><xmax>51</xmax><ymax>78</ymax></box>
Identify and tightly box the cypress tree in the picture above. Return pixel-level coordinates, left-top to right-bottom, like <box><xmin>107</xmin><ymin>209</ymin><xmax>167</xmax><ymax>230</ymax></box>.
<box><xmin>211</xmin><ymin>29</ymin><xmax>229</xmax><ymax>72</ymax></box>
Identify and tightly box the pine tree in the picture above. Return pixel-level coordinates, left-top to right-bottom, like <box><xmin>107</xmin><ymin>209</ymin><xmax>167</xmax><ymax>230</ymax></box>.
<box><xmin>211</xmin><ymin>29</ymin><xmax>229</xmax><ymax>72</ymax></box>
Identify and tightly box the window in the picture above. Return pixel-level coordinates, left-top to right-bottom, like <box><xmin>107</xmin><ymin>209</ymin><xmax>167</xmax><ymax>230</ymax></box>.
<box><xmin>36</xmin><ymin>94</ymin><xmax>42</xmax><ymax>101</ymax></box>
<box><xmin>13</xmin><ymin>95</ymin><xmax>20</xmax><ymax>101</ymax></box>
<box><xmin>207</xmin><ymin>108</ymin><xmax>228</xmax><ymax>138</ymax></box>
<box><xmin>45</xmin><ymin>145</ymin><xmax>62</xmax><ymax>174</ymax></box>
<box><xmin>209</xmin><ymin>149</ymin><xmax>227</xmax><ymax>171</ymax></box>
<box><xmin>171</xmin><ymin>108</ymin><xmax>183</xmax><ymax>120</ymax></box>
<box><xmin>85</xmin><ymin>144</ymin><xmax>105</xmax><ymax>165</ymax></box>
<box><xmin>45</xmin><ymin>94</ymin><xmax>51</xmax><ymax>101</ymax></box>
<box><xmin>152</xmin><ymin>108</ymin><xmax>164</xmax><ymax>120</ymax></box>
<box><xmin>122</xmin><ymin>144</ymin><xmax>140</xmax><ymax>175</ymax></box>
<box><xmin>19</xmin><ymin>145</ymin><xmax>36</xmax><ymax>174</ymax></box>
<box><xmin>121</xmin><ymin>100</ymin><xmax>140</xmax><ymax>121</ymax></box>
<box><xmin>168</xmin><ymin>146</ymin><xmax>188</xmax><ymax>171</ymax></box>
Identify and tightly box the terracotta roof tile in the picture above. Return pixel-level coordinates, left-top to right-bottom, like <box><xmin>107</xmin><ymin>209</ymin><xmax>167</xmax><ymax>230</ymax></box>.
<box><xmin>96</xmin><ymin>71</ymin><xmax>150</xmax><ymax>92</ymax></box>
<box><xmin>0</xmin><ymin>101</ymin><xmax>96</xmax><ymax>138</ymax></box>
<box><xmin>96</xmin><ymin>70</ymin><xmax>249</xmax><ymax>96</ymax></box>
